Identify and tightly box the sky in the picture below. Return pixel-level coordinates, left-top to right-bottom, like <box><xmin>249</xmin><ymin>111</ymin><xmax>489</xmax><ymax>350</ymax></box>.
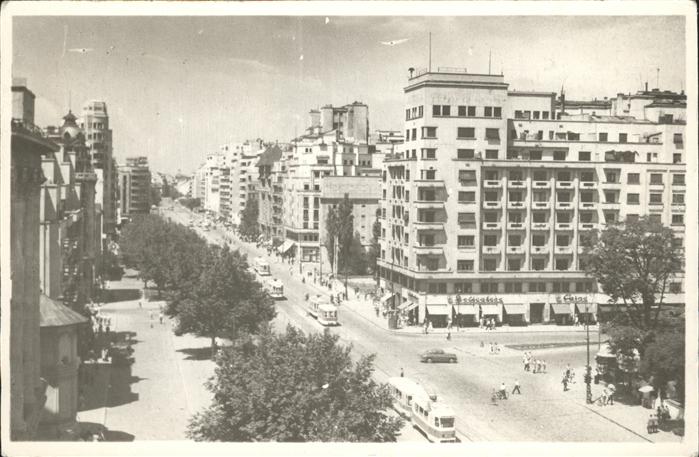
<box><xmin>12</xmin><ymin>14</ymin><xmax>687</xmax><ymax>175</ymax></box>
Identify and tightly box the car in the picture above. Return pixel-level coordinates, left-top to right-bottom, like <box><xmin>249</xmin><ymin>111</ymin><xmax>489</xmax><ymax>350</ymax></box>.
<box><xmin>419</xmin><ymin>348</ymin><xmax>457</xmax><ymax>364</ymax></box>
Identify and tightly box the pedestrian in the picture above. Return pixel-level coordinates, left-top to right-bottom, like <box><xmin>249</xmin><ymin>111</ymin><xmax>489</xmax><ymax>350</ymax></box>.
<box><xmin>536</xmin><ymin>359</ymin><xmax>542</xmax><ymax>373</ymax></box>
<box><xmin>446</xmin><ymin>331</ymin><xmax>451</xmax><ymax>341</ymax></box>
<box><xmin>489</xmin><ymin>342</ymin><xmax>494</xmax><ymax>354</ymax></box>
<box><xmin>499</xmin><ymin>382</ymin><xmax>508</xmax><ymax>400</ymax></box>
<box><xmin>562</xmin><ymin>376</ymin><xmax>569</xmax><ymax>391</ymax></box>
<box><xmin>647</xmin><ymin>414</ymin><xmax>658</xmax><ymax>434</ymax></box>
<box><xmin>159</xmin><ymin>312</ymin><xmax>164</xmax><ymax>324</ymax></box>
<box><xmin>607</xmin><ymin>383</ymin><xmax>615</xmax><ymax>405</ymax></box>
<box><xmin>565</xmin><ymin>364</ymin><xmax>571</xmax><ymax>380</ymax></box>
<box><xmin>512</xmin><ymin>379</ymin><xmax>521</xmax><ymax>395</ymax></box>
<box><xmin>569</xmin><ymin>368</ymin><xmax>576</xmax><ymax>383</ymax></box>
<box><xmin>542</xmin><ymin>359</ymin><xmax>547</xmax><ymax>373</ymax></box>
<box><xmin>139</xmin><ymin>301</ymin><xmax>142</xmax><ymax>309</ymax></box>
<box><xmin>523</xmin><ymin>354</ymin><xmax>529</xmax><ymax>371</ymax></box>
<box><xmin>400</xmin><ymin>367</ymin><xmax>404</xmax><ymax>378</ymax></box>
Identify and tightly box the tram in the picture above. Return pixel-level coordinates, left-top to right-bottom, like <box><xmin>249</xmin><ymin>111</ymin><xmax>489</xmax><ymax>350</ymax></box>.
<box><xmin>307</xmin><ymin>295</ymin><xmax>339</xmax><ymax>326</ymax></box>
<box><xmin>253</xmin><ymin>257</ymin><xmax>271</xmax><ymax>276</ymax></box>
<box><xmin>267</xmin><ymin>278</ymin><xmax>284</xmax><ymax>299</ymax></box>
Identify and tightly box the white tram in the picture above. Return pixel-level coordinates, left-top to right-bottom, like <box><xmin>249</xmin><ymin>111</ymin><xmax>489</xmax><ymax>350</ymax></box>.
<box><xmin>267</xmin><ymin>278</ymin><xmax>284</xmax><ymax>299</ymax></box>
<box><xmin>387</xmin><ymin>377</ymin><xmax>456</xmax><ymax>443</ymax></box>
<box><xmin>253</xmin><ymin>257</ymin><xmax>271</xmax><ymax>276</ymax></box>
<box><xmin>307</xmin><ymin>295</ymin><xmax>339</xmax><ymax>326</ymax></box>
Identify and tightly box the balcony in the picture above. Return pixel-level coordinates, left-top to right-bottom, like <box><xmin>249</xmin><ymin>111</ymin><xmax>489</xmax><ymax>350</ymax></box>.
<box><xmin>482</xmin><ymin>222</ymin><xmax>502</xmax><ymax>230</ymax></box>
<box><xmin>531</xmin><ymin>245</ymin><xmax>549</xmax><ymax>255</ymax></box>
<box><xmin>555</xmin><ymin>201</ymin><xmax>574</xmax><ymax>210</ymax></box>
<box><xmin>532</xmin><ymin>201</ymin><xmax>550</xmax><ymax>210</ymax></box>
<box><xmin>414</xmin><ymin>200</ymin><xmax>445</xmax><ymax>209</ymax></box>
<box><xmin>579</xmin><ymin>181</ymin><xmax>597</xmax><ymax>189</ymax></box>
<box><xmin>600</xmin><ymin>181</ymin><xmax>621</xmax><ymax>189</ymax></box>
<box><xmin>579</xmin><ymin>201</ymin><xmax>596</xmax><ymax>210</ymax></box>
<box><xmin>578</xmin><ymin>222</ymin><xmax>598</xmax><ymax>231</ymax></box>
<box><xmin>555</xmin><ymin>222</ymin><xmax>574</xmax><ymax>231</ymax></box>
<box><xmin>555</xmin><ymin>181</ymin><xmax>574</xmax><ymax>189</ymax></box>
<box><xmin>507</xmin><ymin>222</ymin><xmax>525</xmax><ymax>231</ymax></box>
<box><xmin>532</xmin><ymin>181</ymin><xmax>551</xmax><ymax>189</ymax></box>
<box><xmin>482</xmin><ymin>245</ymin><xmax>501</xmax><ymax>255</ymax></box>
<box><xmin>555</xmin><ymin>246</ymin><xmax>574</xmax><ymax>255</ymax></box>
<box><xmin>414</xmin><ymin>245</ymin><xmax>443</xmax><ymax>255</ymax></box>
<box><xmin>648</xmin><ymin>182</ymin><xmax>665</xmax><ymax>191</ymax></box>
<box><xmin>482</xmin><ymin>201</ymin><xmax>502</xmax><ymax>210</ymax></box>
<box><xmin>507</xmin><ymin>201</ymin><xmax>526</xmax><ymax>210</ymax></box>
<box><xmin>600</xmin><ymin>201</ymin><xmax>621</xmax><ymax>210</ymax></box>
<box><xmin>506</xmin><ymin>245</ymin><xmax>525</xmax><ymax>255</ymax></box>
<box><xmin>414</xmin><ymin>220</ymin><xmax>444</xmax><ymax>231</ymax></box>
<box><xmin>415</xmin><ymin>179</ymin><xmax>445</xmax><ymax>188</ymax></box>
<box><xmin>484</xmin><ymin>180</ymin><xmax>502</xmax><ymax>188</ymax></box>
<box><xmin>507</xmin><ymin>180</ymin><xmax>526</xmax><ymax>189</ymax></box>
<box><xmin>532</xmin><ymin>222</ymin><xmax>551</xmax><ymax>231</ymax></box>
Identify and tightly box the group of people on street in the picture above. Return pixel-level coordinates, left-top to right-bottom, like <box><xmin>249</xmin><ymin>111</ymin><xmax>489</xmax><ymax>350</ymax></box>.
<box><xmin>522</xmin><ymin>352</ymin><xmax>547</xmax><ymax>373</ymax></box>
<box><xmin>492</xmin><ymin>379</ymin><xmax>522</xmax><ymax>403</ymax></box>
<box><xmin>488</xmin><ymin>342</ymin><xmax>501</xmax><ymax>354</ymax></box>
<box><xmin>480</xmin><ymin>317</ymin><xmax>497</xmax><ymax>330</ymax></box>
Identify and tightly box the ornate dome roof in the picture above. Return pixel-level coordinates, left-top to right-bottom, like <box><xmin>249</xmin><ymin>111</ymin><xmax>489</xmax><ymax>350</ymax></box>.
<box><xmin>60</xmin><ymin>110</ymin><xmax>82</xmax><ymax>140</ymax></box>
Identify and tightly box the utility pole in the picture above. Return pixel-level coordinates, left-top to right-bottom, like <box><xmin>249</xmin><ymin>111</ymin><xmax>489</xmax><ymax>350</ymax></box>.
<box><xmin>488</xmin><ymin>50</ymin><xmax>492</xmax><ymax>75</ymax></box>
<box><xmin>428</xmin><ymin>32</ymin><xmax>432</xmax><ymax>72</ymax></box>
<box><xmin>585</xmin><ymin>302</ymin><xmax>593</xmax><ymax>404</ymax></box>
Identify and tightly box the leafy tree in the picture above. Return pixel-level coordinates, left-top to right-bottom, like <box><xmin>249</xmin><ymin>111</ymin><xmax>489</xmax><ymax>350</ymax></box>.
<box><xmin>640</xmin><ymin>329</ymin><xmax>685</xmax><ymax>402</ymax></box>
<box><xmin>326</xmin><ymin>195</ymin><xmax>354</xmax><ymax>274</ymax></box>
<box><xmin>368</xmin><ymin>209</ymin><xmax>382</xmax><ymax>277</ymax></box>
<box><xmin>346</xmin><ymin>232</ymin><xmax>369</xmax><ymax>275</ymax></box>
<box><xmin>581</xmin><ymin>217</ymin><xmax>683</xmax><ymax>330</ymax></box>
<box><xmin>171</xmin><ymin>246</ymin><xmax>275</xmax><ymax>354</ymax></box>
<box><xmin>150</xmin><ymin>186</ymin><xmax>162</xmax><ymax>207</ymax></box>
<box><xmin>188</xmin><ymin>326</ymin><xmax>403</xmax><ymax>442</ymax></box>
<box><xmin>97</xmin><ymin>249</ymin><xmax>123</xmax><ymax>280</ymax></box>
<box><xmin>179</xmin><ymin>197</ymin><xmax>202</xmax><ymax>211</ymax></box>
<box><xmin>239</xmin><ymin>196</ymin><xmax>260</xmax><ymax>240</ymax></box>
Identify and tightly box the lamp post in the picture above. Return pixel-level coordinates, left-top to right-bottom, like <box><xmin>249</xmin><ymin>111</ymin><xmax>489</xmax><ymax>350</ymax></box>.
<box><xmin>585</xmin><ymin>302</ymin><xmax>593</xmax><ymax>404</ymax></box>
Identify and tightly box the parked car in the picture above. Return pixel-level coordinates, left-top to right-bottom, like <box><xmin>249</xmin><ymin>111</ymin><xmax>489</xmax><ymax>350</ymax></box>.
<box><xmin>420</xmin><ymin>348</ymin><xmax>458</xmax><ymax>363</ymax></box>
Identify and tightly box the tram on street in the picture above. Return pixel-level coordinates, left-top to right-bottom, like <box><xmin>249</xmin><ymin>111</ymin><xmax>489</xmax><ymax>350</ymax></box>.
<box><xmin>307</xmin><ymin>295</ymin><xmax>339</xmax><ymax>326</ymax></box>
<box><xmin>254</xmin><ymin>257</ymin><xmax>271</xmax><ymax>276</ymax></box>
<box><xmin>267</xmin><ymin>278</ymin><xmax>284</xmax><ymax>299</ymax></box>
<box><xmin>387</xmin><ymin>377</ymin><xmax>457</xmax><ymax>443</ymax></box>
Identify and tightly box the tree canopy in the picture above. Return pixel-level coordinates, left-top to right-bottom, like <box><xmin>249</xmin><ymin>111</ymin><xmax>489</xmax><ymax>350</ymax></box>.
<box><xmin>326</xmin><ymin>195</ymin><xmax>358</xmax><ymax>274</ymax></box>
<box><xmin>187</xmin><ymin>326</ymin><xmax>403</xmax><ymax>442</ymax></box>
<box><xmin>239</xmin><ymin>196</ymin><xmax>260</xmax><ymax>240</ymax></box>
<box><xmin>581</xmin><ymin>216</ymin><xmax>683</xmax><ymax>330</ymax></box>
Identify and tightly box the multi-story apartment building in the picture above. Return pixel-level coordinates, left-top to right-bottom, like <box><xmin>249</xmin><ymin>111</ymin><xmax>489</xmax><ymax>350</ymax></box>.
<box><xmin>79</xmin><ymin>101</ymin><xmax>118</xmax><ymax>239</ymax></box>
<box><xmin>238</xmin><ymin>146</ymin><xmax>264</xmax><ymax>218</ymax></box>
<box><xmin>118</xmin><ymin>156</ymin><xmax>152</xmax><ymax>219</ymax></box>
<box><xmin>257</xmin><ymin>144</ymin><xmax>285</xmax><ymax>241</ymax></box>
<box><xmin>378</xmin><ymin>68</ymin><xmax>686</xmax><ymax>329</ymax></box>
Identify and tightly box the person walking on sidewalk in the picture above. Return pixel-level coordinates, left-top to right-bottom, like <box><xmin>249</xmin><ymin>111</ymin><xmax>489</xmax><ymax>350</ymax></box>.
<box><xmin>562</xmin><ymin>375</ymin><xmax>569</xmax><ymax>391</ymax></box>
<box><xmin>159</xmin><ymin>312</ymin><xmax>164</xmax><ymax>324</ymax></box>
<box><xmin>542</xmin><ymin>359</ymin><xmax>547</xmax><ymax>373</ymax></box>
<box><xmin>499</xmin><ymin>382</ymin><xmax>508</xmax><ymax>400</ymax></box>
<box><xmin>512</xmin><ymin>379</ymin><xmax>521</xmax><ymax>395</ymax></box>
<box><xmin>400</xmin><ymin>367</ymin><xmax>404</xmax><ymax>377</ymax></box>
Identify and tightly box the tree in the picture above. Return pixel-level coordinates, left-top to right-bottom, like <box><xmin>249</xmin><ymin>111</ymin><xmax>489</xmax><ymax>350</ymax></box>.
<box><xmin>179</xmin><ymin>197</ymin><xmax>201</xmax><ymax>211</ymax></box>
<box><xmin>580</xmin><ymin>217</ymin><xmax>683</xmax><ymax>330</ymax></box>
<box><xmin>150</xmin><ymin>186</ymin><xmax>162</xmax><ymax>207</ymax></box>
<box><xmin>326</xmin><ymin>195</ymin><xmax>354</xmax><ymax>274</ymax></box>
<box><xmin>187</xmin><ymin>326</ymin><xmax>403</xmax><ymax>442</ymax></box>
<box><xmin>239</xmin><ymin>196</ymin><xmax>260</xmax><ymax>240</ymax></box>
<box><xmin>171</xmin><ymin>246</ymin><xmax>275</xmax><ymax>355</ymax></box>
<box><xmin>640</xmin><ymin>329</ymin><xmax>685</xmax><ymax>402</ymax></box>
<box><xmin>346</xmin><ymin>232</ymin><xmax>369</xmax><ymax>276</ymax></box>
<box><xmin>368</xmin><ymin>209</ymin><xmax>382</xmax><ymax>277</ymax></box>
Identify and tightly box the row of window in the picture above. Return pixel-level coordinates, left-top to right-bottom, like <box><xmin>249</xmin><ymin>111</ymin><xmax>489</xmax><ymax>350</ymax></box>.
<box><xmin>514</xmin><ymin>130</ymin><xmax>683</xmax><ymax>145</ymax></box>
<box><xmin>404</xmin><ymin>126</ymin><xmax>500</xmax><ymax>142</ymax></box>
<box><xmin>430</xmin><ymin>104</ymin><xmax>503</xmax><ymax>119</ymax></box>
<box><xmin>476</xmin><ymin>170</ymin><xmax>685</xmax><ymax>185</ymax></box>
<box><xmin>513</xmin><ymin>110</ymin><xmax>553</xmax><ymax>120</ymax></box>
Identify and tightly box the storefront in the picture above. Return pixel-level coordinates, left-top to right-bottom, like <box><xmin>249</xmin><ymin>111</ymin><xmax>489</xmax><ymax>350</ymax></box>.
<box><xmin>550</xmin><ymin>303</ymin><xmax>573</xmax><ymax>325</ymax></box>
<box><xmin>479</xmin><ymin>304</ymin><xmax>502</xmax><ymax>325</ymax></box>
<box><xmin>398</xmin><ymin>300</ymin><xmax>419</xmax><ymax>327</ymax></box>
<box><xmin>575</xmin><ymin>302</ymin><xmax>598</xmax><ymax>325</ymax></box>
<box><xmin>503</xmin><ymin>304</ymin><xmax>528</xmax><ymax>326</ymax></box>
<box><xmin>425</xmin><ymin>304</ymin><xmax>450</xmax><ymax>328</ymax></box>
<box><xmin>453</xmin><ymin>304</ymin><xmax>478</xmax><ymax>327</ymax></box>
<box><xmin>529</xmin><ymin>302</ymin><xmax>546</xmax><ymax>324</ymax></box>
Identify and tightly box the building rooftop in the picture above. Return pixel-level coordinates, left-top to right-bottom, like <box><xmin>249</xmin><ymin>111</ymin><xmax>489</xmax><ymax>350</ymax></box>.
<box><xmin>40</xmin><ymin>294</ymin><xmax>88</xmax><ymax>328</ymax></box>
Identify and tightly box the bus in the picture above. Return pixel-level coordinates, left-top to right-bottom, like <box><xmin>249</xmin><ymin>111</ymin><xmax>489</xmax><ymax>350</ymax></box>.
<box><xmin>410</xmin><ymin>389</ymin><xmax>457</xmax><ymax>443</ymax></box>
<box><xmin>307</xmin><ymin>295</ymin><xmax>339</xmax><ymax>326</ymax></box>
<box><xmin>267</xmin><ymin>278</ymin><xmax>284</xmax><ymax>299</ymax></box>
<box><xmin>254</xmin><ymin>257</ymin><xmax>271</xmax><ymax>276</ymax></box>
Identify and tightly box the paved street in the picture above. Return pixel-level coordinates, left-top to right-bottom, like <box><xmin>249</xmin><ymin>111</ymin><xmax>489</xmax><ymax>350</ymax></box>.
<box><xmin>160</xmin><ymin>203</ymin><xmax>682</xmax><ymax>443</ymax></box>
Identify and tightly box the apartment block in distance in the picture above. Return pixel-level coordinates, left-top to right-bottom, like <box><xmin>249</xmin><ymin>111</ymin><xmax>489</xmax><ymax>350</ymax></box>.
<box><xmin>118</xmin><ymin>156</ymin><xmax>152</xmax><ymax>220</ymax></box>
<box><xmin>377</xmin><ymin>67</ymin><xmax>686</xmax><ymax>329</ymax></box>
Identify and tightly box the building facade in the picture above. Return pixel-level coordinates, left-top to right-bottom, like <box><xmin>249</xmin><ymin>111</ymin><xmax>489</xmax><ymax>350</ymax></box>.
<box><xmin>256</xmin><ymin>144</ymin><xmax>285</xmax><ymax>241</ymax></box>
<box><xmin>378</xmin><ymin>68</ymin><xmax>686</xmax><ymax>328</ymax></box>
<box><xmin>118</xmin><ymin>156</ymin><xmax>152</xmax><ymax>220</ymax></box>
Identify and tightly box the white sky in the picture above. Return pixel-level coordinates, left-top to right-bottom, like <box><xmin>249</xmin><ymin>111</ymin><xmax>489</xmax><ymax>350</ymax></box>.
<box><xmin>12</xmin><ymin>14</ymin><xmax>687</xmax><ymax>175</ymax></box>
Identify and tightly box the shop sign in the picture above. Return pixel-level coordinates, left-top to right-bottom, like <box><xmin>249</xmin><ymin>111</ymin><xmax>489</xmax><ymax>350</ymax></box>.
<box><xmin>448</xmin><ymin>295</ymin><xmax>505</xmax><ymax>306</ymax></box>
<box><xmin>555</xmin><ymin>294</ymin><xmax>591</xmax><ymax>304</ymax></box>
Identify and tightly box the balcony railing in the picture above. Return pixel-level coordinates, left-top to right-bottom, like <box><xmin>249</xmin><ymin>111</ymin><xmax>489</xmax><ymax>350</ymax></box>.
<box><xmin>482</xmin><ymin>201</ymin><xmax>502</xmax><ymax>209</ymax></box>
<box><xmin>507</xmin><ymin>201</ymin><xmax>526</xmax><ymax>209</ymax></box>
<box><xmin>555</xmin><ymin>246</ymin><xmax>574</xmax><ymax>255</ymax></box>
<box><xmin>507</xmin><ymin>222</ymin><xmax>525</xmax><ymax>230</ymax></box>
<box><xmin>532</xmin><ymin>181</ymin><xmax>551</xmax><ymax>189</ymax></box>
<box><xmin>531</xmin><ymin>245</ymin><xmax>549</xmax><ymax>255</ymax></box>
<box><xmin>532</xmin><ymin>222</ymin><xmax>550</xmax><ymax>231</ymax></box>
<box><xmin>555</xmin><ymin>181</ymin><xmax>574</xmax><ymax>189</ymax></box>
<box><xmin>532</xmin><ymin>201</ymin><xmax>550</xmax><ymax>210</ymax></box>
<box><xmin>579</xmin><ymin>181</ymin><xmax>597</xmax><ymax>189</ymax></box>
<box><xmin>506</xmin><ymin>245</ymin><xmax>525</xmax><ymax>255</ymax></box>
<box><xmin>555</xmin><ymin>222</ymin><xmax>574</xmax><ymax>230</ymax></box>
<box><xmin>483</xmin><ymin>180</ymin><xmax>502</xmax><ymax>188</ymax></box>
<box><xmin>414</xmin><ymin>245</ymin><xmax>443</xmax><ymax>255</ymax></box>
<box><xmin>507</xmin><ymin>180</ymin><xmax>526</xmax><ymax>188</ymax></box>
<box><xmin>578</xmin><ymin>222</ymin><xmax>598</xmax><ymax>231</ymax></box>
<box><xmin>414</xmin><ymin>221</ymin><xmax>444</xmax><ymax>230</ymax></box>
<box><xmin>482</xmin><ymin>246</ymin><xmax>501</xmax><ymax>255</ymax></box>
<box><xmin>414</xmin><ymin>200</ymin><xmax>445</xmax><ymax>209</ymax></box>
<box><xmin>579</xmin><ymin>201</ymin><xmax>596</xmax><ymax>210</ymax></box>
<box><xmin>482</xmin><ymin>222</ymin><xmax>502</xmax><ymax>230</ymax></box>
<box><xmin>555</xmin><ymin>202</ymin><xmax>574</xmax><ymax>210</ymax></box>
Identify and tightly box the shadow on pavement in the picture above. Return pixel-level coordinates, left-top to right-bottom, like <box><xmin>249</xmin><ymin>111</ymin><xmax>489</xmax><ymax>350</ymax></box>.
<box><xmin>102</xmin><ymin>288</ymin><xmax>142</xmax><ymax>303</ymax></box>
<box><xmin>80</xmin><ymin>362</ymin><xmax>143</xmax><ymax>411</ymax></box>
<box><xmin>177</xmin><ymin>346</ymin><xmax>214</xmax><ymax>361</ymax></box>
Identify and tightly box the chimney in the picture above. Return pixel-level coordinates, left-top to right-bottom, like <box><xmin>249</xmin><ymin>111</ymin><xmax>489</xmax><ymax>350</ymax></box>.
<box><xmin>560</xmin><ymin>86</ymin><xmax>566</xmax><ymax>116</ymax></box>
<box><xmin>645</xmin><ymin>82</ymin><xmax>648</xmax><ymax>92</ymax></box>
<box><xmin>408</xmin><ymin>67</ymin><xmax>415</xmax><ymax>78</ymax></box>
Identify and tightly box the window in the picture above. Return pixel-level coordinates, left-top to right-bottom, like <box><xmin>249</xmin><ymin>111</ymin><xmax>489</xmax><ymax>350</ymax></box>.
<box><xmin>509</xmin><ymin>212</ymin><xmax>523</xmax><ymax>223</ymax></box>
<box><xmin>649</xmin><ymin>193</ymin><xmax>663</xmax><ymax>205</ymax></box>
<box><xmin>457</xmin><ymin>106</ymin><xmax>467</xmax><ymax>117</ymax></box>
<box><xmin>530</xmin><ymin>150</ymin><xmax>542</xmax><ymax>160</ymax></box>
<box><xmin>557</xmin><ymin>192</ymin><xmax>571</xmax><ymax>202</ymax></box>
<box><xmin>514</xmin><ymin>110</ymin><xmax>523</xmax><ymax>119</ymax></box>
<box><xmin>532</xmin><ymin>235</ymin><xmax>546</xmax><ymax>246</ymax></box>
<box><xmin>556</xmin><ymin>234</ymin><xmax>570</xmax><ymax>246</ymax></box>
<box><xmin>457</xmin><ymin>127</ymin><xmax>475</xmax><ymax>139</ymax></box>
<box><xmin>454</xmin><ymin>282</ymin><xmax>472</xmax><ymax>293</ymax></box>
<box><xmin>458</xmin><ymin>235</ymin><xmax>474</xmax><ymax>247</ymax></box>
<box><xmin>484</xmin><ymin>106</ymin><xmax>493</xmax><ymax>117</ymax></box>
<box><xmin>672</xmin><ymin>193</ymin><xmax>685</xmax><ymax>205</ymax></box>
<box><xmin>542</xmin><ymin>111</ymin><xmax>550</xmax><ymax>120</ymax></box>
<box><xmin>481</xmin><ymin>282</ymin><xmax>499</xmax><ymax>293</ymax></box>
<box><xmin>669</xmin><ymin>282</ymin><xmax>682</xmax><ymax>294</ymax></box>
<box><xmin>508</xmin><ymin>234</ymin><xmax>522</xmax><ymax>246</ymax></box>
<box><xmin>604</xmin><ymin>191</ymin><xmax>618</xmax><ymax>203</ymax></box>
<box><xmin>627</xmin><ymin>173</ymin><xmax>640</xmax><ymax>184</ymax></box>
<box><xmin>649</xmin><ymin>214</ymin><xmax>661</xmax><ymax>224</ymax></box>
<box><xmin>646</xmin><ymin>152</ymin><xmax>658</xmax><ymax>162</ymax></box>
<box><xmin>509</xmin><ymin>192</ymin><xmax>523</xmax><ymax>202</ymax></box>
<box><xmin>627</xmin><ymin>193</ymin><xmax>640</xmax><ymax>205</ymax></box>
<box><xmin>494</xmin><ymin>107</ymin><xmax>502</xmax><ymax>118</ymax></box>
<box><xmin>673</xmin><ymin>153</ymin><xmax>682</xmax><ymax>164</ymax></box>
<box><xmin>485</xmin><ymin>128</ymin><xmax>500</xmax><ymax>140</ymax></box>
<box><xmin>467</xmin><ymin>106</ymin><xmax>476</xmax><ymax>117</ymax></box>
<box><xmin>578</xmin><ymin>151</ymin><xmax>591</xmax><ymax>161</ymax></box>
<box><xmin>553</xmin><ymin>150</ymin><xmax>567</xmax><ymax>161</ymax></box>
<box><xmin>457</xmin><ymin>149</ymin><xmax>475</xmax><ymax>159</ymax></box>
<box><xmin>421</xmin><ymin>148</ymin><xmax>436</xmax><ymax>159</ymax></box>
<box><xmin>484</xmin><ymin>191</ymin><xmax>499</xmax><ymax>201</ymax></box>
<box><xmin>508</xmin><ymin>259</ymin><xmax>521</xmax><ymax>271</ymax></box>
<box><xmin>555</xmin><ymin>259</ymin><xmax>569</xmax><ymax>271</ymax></box>
<box><xmin>673</xmin><ymin>133</ymin><xmax>683</xmax><ymax>144</ymax></box>
<box><xmin>458</xmin><ymin>212</ymin><xmax>476</xmax><ymax>228</ymax></box>
<box><xmin>458</xmin><ymin>191</ymin><xmax>476</xmax><ymax>203</ymax></box>
<box><xmin>552</xmin><ymin>282</ymin><xmax>570</xmax><ymax>293</ymax></box>
<box><xmin>533</xmin><ymin>191</ymin><xmax>548</xmax><ymax>202</ymax></box>
<box><xmin>626</xmin><ymin>214</ymin><xmax>639</xmax><ymax>223</ymax></box>
<box><xmin>485</xmin><ymin>149</ymin><xmax>499</xmax><ymax>159</ymax></box>
<box><xmin>482</xmin><ymin>259</ymin><xmax>497</xmax><ymax>272</ymax></box>
<box><xmin>432</xmin><ymin>105</ymin><xmax>440</xmax><ymax>116</ymax></box>
<box><xmin>672</xmin><ymin>174</ymin><xmax>685</xmax><ymax>185</ymax></box>
<box><xmin>483</xmin><ymin>234</ymin><xmax>498</xmax><ymax>246</ymax></box>
<box><xmin>650</xmin><ymin>173</ymin><xmax>663</xmax><ymax>185</ymax></box>
<box><xmin>505</xmin><ymin>282</ymin><xmax>523</xmax><ymax>293</ymax></box>
<box><xmin>422</xmin><ymin>127</ymin><xmax>437</xmax><ymax>139</ymax></box>
<box><xmin>533</xmin><ymin>212</ymin><xmax>547</xmax><ymax>223</ymax></box>
<box><xmin>532</xmin><ymin>111</ymin><xmax>540</xmax><ymax>120</ymax></box>
<box><xmin>603</xmin><ymin>212</ymin><xmax>617</xmax><ymax>223</ymax></box>
<box><xmin>533</xmin><ymin>171</ymin><xmax>547</xmax><ymax>182</ymax></box>
<box><xmin>671</xmin><ymin>214</ymin><xmax>684</xmax><ymax>225</ymax></box>
<box><xmin>457</xmin><ymin>260</ymin><xmax>474</xmax><ymax>272</ymax></box>
<box><xmin>459</xmin><ymin>170</ymin><xmax>477</xmax><ymax>186</ymax></box>
<box><xmin>529</xmin><ymin>282</ymin><xmax>547</xmax><ymax>292</ymax></box>
<box><xmin>579</xmin><ymin>172</ymin><xmax>594</xmax><ymax>182</ymax></box>
<box><xmin>604</xmin><ymin>171</ymin><xmax>618</xmax><ymax>183</ymax></box>
<box><xmin>557</xmin><ymin>212</ymin><xmax>572</xmax><ymax>223</ymax></box>
<box><xmin>618</xmin><ymin>133</ymin><xmax>627</xmax><ymax>143</ymax></box>
<box><xmin>531</xmin><ymin>258</ymin><xmax>545</xmax><ymax>270</ymax></box>
<box><xmin>557</xmin><ymin>171</ymin><xmax>571</xmax><ymax>182</ymax></box>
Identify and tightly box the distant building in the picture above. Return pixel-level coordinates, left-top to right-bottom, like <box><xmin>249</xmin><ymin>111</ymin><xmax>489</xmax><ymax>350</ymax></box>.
<box><xmin>256</xmin><ymin>144</ymin><xmax>285</xmax><ymax>241</ymax></box>
<box><xmin>118</xmin><ymin>156</ymin><xmax>152</xmax><ymax>220</ymax></box>
<box><xmin>10</xmin><ymin>78</ymin><xmax>59</xmax><ymax>439</ymax></box>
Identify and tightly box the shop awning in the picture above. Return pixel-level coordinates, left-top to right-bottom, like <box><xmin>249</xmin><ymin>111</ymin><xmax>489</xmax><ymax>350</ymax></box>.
<box><xmin>399</xmin><ymin>301</ymin><xmax>418</xmax><ymax>312</ymax></box>
<box><xmin>480</xmin><ymin>304</ymin><xmax>500</xmax><ymax>315</ymax></box>
<box><xmin>426</xmin><ymin>305</ymin><xmax>450</xmax><ymax>315</ymax></box>
<box><xmin>380</xmin><ymin>292</ymin><xmax>395</xmax><ymax>304</ymax></box>
<box><xmin>551</xmin><ymin>303</ymin><xmax>572</xmax><ymax>315</ymax></box>
<box><xmin>277</xmin><ymin>240</ymin><xmax>296</xmax><ymax>253</ymax></box>
<box><xmin>576</xmin><ymin>303</ymin><xmax>598</xmax><ymax>314</ymax></box>
<box><xmin>504</xmin><ymin>304</ymin><xmax>526</xmax><ymax>315</ymax></box>
<box><xmin>455</xmin><ymin>304</ymin><xmax>478</xmax><ymax>315</ymax></box>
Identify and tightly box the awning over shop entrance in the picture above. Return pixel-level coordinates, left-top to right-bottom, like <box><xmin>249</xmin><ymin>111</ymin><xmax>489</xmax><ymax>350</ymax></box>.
<box><xmin>504</xmin><ymin>304</ymin><xmax>526</xmax><ymax>315</ymax></box>
<box><xmin>398</xmin><ymin>301</ymin><xmax>418</xmax><ymax>312</ymax></box>
<box><xmin>380</xmin><ymin>292</ymin><xmax>395</xmax><ymax>304</ymax></box>
<box><xmin>480</xmin><ymin>304</ymin><xmax>500</xmax><ymax>315</ymax></box>
<box><xmin>575</xmin><ymin>303</ymin><xmax>598</xmax><ymax>314</ymax></box>
<box><xmin>551</xmin><ymin>303</ymin><xmax>572</xmax><ymax>315</ymax></box>
<box><xmin>426</xmin><ymin>305</ymin><xmax>450</xmax><ymax>315</ymax></box>
<box><xmin>455</xmin><ymin>304</ymin><xmax>478</xmax><ymax>315</ymax></box>
<box><xmin>278</xmin><ymin>240</ymin><xmax>296</xmax><ymax>253</ymax></box>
